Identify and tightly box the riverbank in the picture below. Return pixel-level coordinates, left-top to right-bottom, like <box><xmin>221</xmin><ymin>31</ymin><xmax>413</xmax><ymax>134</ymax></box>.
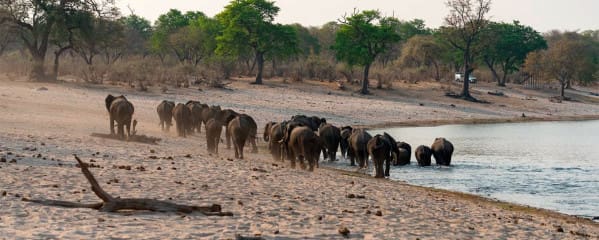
<box><xmin>1</xmin><ymin>77</ymin><xmax>598</xmax><ymax>238</ymax></box>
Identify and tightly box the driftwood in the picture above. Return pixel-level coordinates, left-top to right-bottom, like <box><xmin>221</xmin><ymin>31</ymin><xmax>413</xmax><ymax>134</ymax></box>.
<box><xmin>90</xmin><ymin>133</ymin><xmax>161</xmax><ymax>145</ymax></box>
<box><xmin>23</xmin><ymin>155</ymin><xmax>233</xmax><ymax>216</ymax></box>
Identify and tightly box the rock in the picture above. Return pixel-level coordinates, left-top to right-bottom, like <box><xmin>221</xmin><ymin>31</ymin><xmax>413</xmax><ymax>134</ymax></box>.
<box><xmin>375</xmin><ymin>210</ymin><xmax>383</xmax><ymax>216</ymax></box>
<box><xmin>9</xmin><ymin>159</ymin><xmax>17</xmax><ymax>163</ymax></box>
<box><xmin>555</xmin><ymin>226</ymin><xmax>564</xmax><ymax>232</ymax></box>
<box><xmin>150</xmin><ymin>149</ymin><xmax>155</xmax><ymax>153</ymax></box>
<box><xmin>346</xmin><ymin>194</ymin><xmax>356</xmax><ymax>199</ymax></box>
<box><xmin>0</xmin><ymin>157</ymin><xmax>6</xmax><ymax>162</ymax></box>
<box><xmin>1</xmin><ymin>191</ymin><xmax>6</xmax><ymax>196</ymax></box>
<box><xmin>35</xmin><ymin>87</ymin><xmax>48</xmax><ymax>91</ymax></box>
<box><xmin>338</xmin><ymin>226</ymin><xmax>350</xmax><ymax>237</ymax></box>
<box><xmin>156</xmin><ymin>167</ymin><xmax>162</xmax><ymax>170</ymax></box>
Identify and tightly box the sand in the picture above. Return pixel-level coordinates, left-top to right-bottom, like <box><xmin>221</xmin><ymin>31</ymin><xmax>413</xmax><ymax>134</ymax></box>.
<box><xmin>0</xmin><ymin>77</ymin><xmax>598</xmax><ymax>239</ymax></box>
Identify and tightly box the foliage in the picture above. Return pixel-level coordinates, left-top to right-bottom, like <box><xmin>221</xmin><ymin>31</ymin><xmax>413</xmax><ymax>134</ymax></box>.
<box><xmin>332</xmin><ymin>9</ymin><xmax>401</xmax><ymax>94</ymax></box>
<box><xmin>400</xmin><ymin>35</ymin><xmax>444</xmax><ymax>80</ymax></box>
<box><xmin>479</xmin><ymin>21</ymin><xmax>546</xmax><ymax>86</ymax></box>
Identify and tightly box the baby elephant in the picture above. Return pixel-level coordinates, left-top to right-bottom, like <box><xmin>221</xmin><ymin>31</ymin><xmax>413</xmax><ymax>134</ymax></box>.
<box><xmin>431</xmin><ymin>137</ymin><xmax>454</xmax><ymax>166</ymax></box>
<box><xmin>205</xmin><ymin>118</ymin><xmax>222</xmax><ymax>154</ymax></box>
<box><xmin>395</xmin><ymin>142</ymin><xmax>412</xmax><ymax>166</ymax></box>
<box><xmin>227</xmin><ymin>114</ymin><xmax>257</xmax><ymax>159</ymax></box>
<box><xmin>415</xmin><ymin>145</ymin><xmax>432</xmax><ymax>167</ymax></box>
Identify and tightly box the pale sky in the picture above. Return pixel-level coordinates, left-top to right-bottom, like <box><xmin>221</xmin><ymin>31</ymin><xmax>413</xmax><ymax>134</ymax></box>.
<box><xmin>116</xmin><ymin>0</ymin><xmax>598</xmax><ymax>33</ymax></box>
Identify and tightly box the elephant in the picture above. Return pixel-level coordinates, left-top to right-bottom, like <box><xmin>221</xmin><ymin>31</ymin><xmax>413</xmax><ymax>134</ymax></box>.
<box><xmin>105</xmin><ymin>94</ymin><xmax>134</xmax><ymax>140</ymax></box>
<box><xmin>367</xmin><ymin>132</ymin><xmax>399</xmax><ymax>178</ymax></box>
<box><xmin>227</xmin><ymin>114</ymin><xmax>257</xmax><ymax>159</ymax></box>
<box><xmin>415</xmin><ymin>145</ymin><xmax>432</xmax><ymax>166</ymax></box>
<box><xmin>431</xmin><ymin>137</ymin><xmax>454</xmax><ymax>166</ymax></box>
<box><xmin>395</xmin><ymin>141</ymin><xmax>412</xmax><ymax>166</ymax></box>
<box><xmin>286</xmin><ymin>126</ymin><xmax>321</xmax><ymax>171</ymax></box>
<box><xmin>266</xmin><ymin>122</ymin><xmax>285</xmax><ymax>161</ymax></box>
<box><xmin>186</xmin><ymin>100</ymin><xmax>203</xmax><ymax>133</ymax></box>
<box><xmin>318</xmin><ymin>123</ymin><xmax>341</xmax><ymax>161</ymax></box>
<box><xmin>290</xmin><ymin>115</ymin><xmax>326</xmax><ymax>131</ymax></box>
<box><xmin>201</xmin><ymin>105</ymin><xmax>221</xmax><ymax>124</ymax></box>
<box><xmin>279</xmin><ymin>120</ymin><xmax>307</xmax><ymax>161</ymax></box>
<box><xmin>172</xmin><ymin>103</ymin><xmax>192</xmax><ymax>137</ymax></box>
<box><xmin>217</xmin><ymin>109</ymin><xmax>241</xmax><ymax>149</ymax></box>
<box><xmin>156</xmin><ymin>100</ymin><xmax>174</xmax><ymax>132</ymax></box>
<box><xmin>348</xmin><ymin>129</ymin><xmax>372</xmax><ymax>168</ymax></box>
<box><xmin>263</xmin><ymin>121</ymin><xmax>277</xmax><ymax>142</ymax></box>
<box><xmin>205</xmin><ymin>118</ymin><xmax>222</xmax><ymax>154</ymax></box>
<box><xmin>339</xmin><ymin>126</ymin><xmax>353</xmax><ymax>159</ymax></box>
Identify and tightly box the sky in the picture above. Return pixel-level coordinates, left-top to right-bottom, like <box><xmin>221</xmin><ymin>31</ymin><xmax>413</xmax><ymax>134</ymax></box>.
<box><xmin>116</xmin><ymin>0</ymin><xmax>599</xmax><ymax>33</ymax></box>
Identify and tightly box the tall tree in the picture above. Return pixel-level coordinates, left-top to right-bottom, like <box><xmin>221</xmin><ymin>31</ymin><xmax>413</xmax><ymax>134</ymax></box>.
<box><xmin>119</xmin><ymin>14</ymin><xmax>152</xmax><ymax>56</ymax></box>
<box><xmin>332</xmin><ymin>10</ymin><xmax>401</xmax><ymax>94</ymax></box>
<box><xmin>0</xmin><ymin>0</ymin><xmax>115</xmax><ymax>81</ymax></box>
<box><xmin>216</xmin><ymin>0</ymin><xmax>296</xmax><ymax>84</ymax></box>
<box><xmin>150</xmin><ymin>9</ymin><xmax>204</xmax><ymax>62</ymax></box>
<box><xmin>480</xmin><ymin>21</ymin><xmax>546</xmax><ymax>86</ymax></box>
<box><xmin>441</xmin><ymin>0</ymin><xmax>491</xmax><ymax>101</ymax></box>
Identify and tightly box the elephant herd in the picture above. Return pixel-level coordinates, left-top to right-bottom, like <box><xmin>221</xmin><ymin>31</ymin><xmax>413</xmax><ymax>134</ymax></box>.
<box><xmin>104</xmin><ymin>94</ymin><xmax>455</xmax><ymax>178</ymax></box>
<box><xmin>156</xmin><ymin>100</ymin><xmax>258</xmax><ymax>159</ymax></box>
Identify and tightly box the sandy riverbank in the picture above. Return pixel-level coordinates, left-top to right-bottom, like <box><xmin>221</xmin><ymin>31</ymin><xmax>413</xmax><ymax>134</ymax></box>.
<box><xmin>1</xmin><ymin>77</ymin><xmax>598</xmax><ymax>239</ymax></box>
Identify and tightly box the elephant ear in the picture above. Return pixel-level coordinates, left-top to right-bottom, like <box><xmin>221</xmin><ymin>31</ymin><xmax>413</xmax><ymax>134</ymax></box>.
<box><xmin>105</xmin><ymin>94</ymin><xmax>115</xmax><ymax>112</ymax></box>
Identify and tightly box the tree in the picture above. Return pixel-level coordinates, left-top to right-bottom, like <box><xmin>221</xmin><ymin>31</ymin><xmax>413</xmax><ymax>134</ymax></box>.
<box><xmin>0</xmin><ymin>16</ymin><xmax>17</xmax><ymax>56</ymax></box>
<box><xmin>524</xmin><ymin>32</ymin><xmax>597</xmax><ymax>98</ymax></box>
<box><xmin>400</xmin><ymin>35</ymin><xmax>444</xmax><ymax>80</ymax></box>
<box><xmin>119</xmin><ymin>14</ymin><xmax>152</xmax><ymax>56</ymax></box>
<box><xmin>0</xmin><ymin>0</ymin><xmax>116</xmax><ymax>81</ymax></box>
<box><xmin>480</xmin><ymin>21</ymin><xmax>546</xmax><ymax>86</ymax></box>
<box><xmin>150</xmin><ymin>9</ymin><xmax>205</xmax><ymax>63</ymax></box>
<box><xmin>216</xmin><ymin>0</ymin><xmax>297</xmax><ymax>84</ymax></box>
<box><xmin>332</xmin><ymin>10</ymin><xmax>401</xmax><ymax>94</ymax></box>
<box><xmin>441</xmin><ymin>0</ymin><xmax>491</xmax><ymax>101</ymax></box>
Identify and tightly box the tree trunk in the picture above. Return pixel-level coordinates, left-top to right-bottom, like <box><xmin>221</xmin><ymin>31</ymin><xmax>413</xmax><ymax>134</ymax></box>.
<box><xmin>361</xmin><ymin>63</ymin><xmax>371</xmax><ymax>95</ymax></box>
<box><xmin>30</xmin><ymin>54</ymin><xmax>46</xmax><ymax>81</ymax></box>
<box><xmin>461</xmin><ymin>49</ymin><xmax>472</xmax><ymax>100</ymax></box>
<box><xmin>254</xmin><ymin>51</ymin><xmax>264</xmax><ymax>84</ymax></box>
<box><xmin>433</xmin><ymin>61</ymin><xmax>440</xmax><ymax>81</ymax></box>
<box><xmin>484</xmin><ymin>58</ymin><xmax>502</xmax><ymax>86</ymax></box>
<box><xmin>560</xmin><ymin>80</ymin><xmax>566</xmax><ymax>98</ymax></box>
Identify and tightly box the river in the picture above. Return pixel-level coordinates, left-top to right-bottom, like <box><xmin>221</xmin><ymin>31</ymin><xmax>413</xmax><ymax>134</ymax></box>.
<box><xmin>325</xmin><ymin>120</ymin><xmax>599</xmax><ymax>220</ymax></box>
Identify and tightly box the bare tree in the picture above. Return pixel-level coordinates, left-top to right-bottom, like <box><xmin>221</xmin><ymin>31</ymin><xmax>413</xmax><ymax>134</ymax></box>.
<box><xmin>441</xmin><ymin>0</ymin><xmax>491</xmax><ymax>101</ymax></box>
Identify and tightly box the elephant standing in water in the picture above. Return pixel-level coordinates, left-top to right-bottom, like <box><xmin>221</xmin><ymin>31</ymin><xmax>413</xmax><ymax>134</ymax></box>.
<box><xmin>339</xmin><ymin>126</ymin><xmax>353</xmax><ymax>159</ymax></box>
<box><xmin>395</xmin><ymin>142</ymin><xmax>412</xmax><ymax>166</ymax></box>
<box><xmin>157</xmin><ymin>100</ymin><xmax>174</xmax><ymax>132</ymax></box>
<box><xmin>348</xmin><ymin>129</ymin><xmax>372</xmax><ymax>168</ymax></box>
<box><xmin>431</xmin><ymin>138</ymin><xmax>454</xmax><ymax>166</ymax></box>
<box><xmin>415</xmin><ymin>145</ymin><xmax>432</xmax><ymax>166</ymax></box>
<box><xmin>173</xmin><ymin>103</ymin><xmax>191</xmax><ymax>137</ymax></box>
<box><xmin>227</xmin><ymin>114</ymin><xmax>257</xmax><ymax>159</ymax></box>
<box><xmin>318</xmin><ymin>123</ymin><xmax>341</xmax><ymax>161</ymax></box>
<box><xmin>367</xmin><ymin>132</ymin><xmax>399</xmax><ymax>178</ymax></box>
<box><xmin>205</xmin><ymin>118</ymin><xmax>222</xmax><ymax>154</ymax></box>
<box><xmin>105</xmin><ymin>94</ymin><xmax>134</xmax><ymax>140</ymax></box>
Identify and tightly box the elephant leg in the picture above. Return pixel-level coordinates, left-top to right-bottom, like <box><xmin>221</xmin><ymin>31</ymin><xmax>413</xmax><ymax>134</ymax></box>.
<box><xmin>118</xmin><ymin>123</ymin><xmax>124</xmax><ymax>139</ymax></box>
<box><xmin>385</xmin><ymin>156</ymin><xmax>391</xmax><ymax>177</ymax></box>
<box><xmin>125</xmin><ymin>121</ymin><xmax>131</xmax><ymax>140</ymax></box>
<box><xmin>110</xmin><ymin>117</ymin><xmax>115</xmax><ymax>135</ymax></box>
<box><xmin>251</xmin><ymin>137</ymin><xmax>258</xmax><ymax>153</ymax></box>
<box><xmin>238</xmin><ymin>139</ymin><xmax>245</xmax><ymax>159</ymax></box>
<box><xmin>329</xmin><ymin>149</ymin><xmax>336</xmax><ymax>162</ymax></box>
<box><xmin>225</xmin><ymin>127</ymin><xmax>231</xmax><ymax>149</ymax></box>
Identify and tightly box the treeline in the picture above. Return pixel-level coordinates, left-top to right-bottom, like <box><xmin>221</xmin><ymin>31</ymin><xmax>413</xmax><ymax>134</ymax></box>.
<box><xmin>0</xmin><ymin>0</ymin><xmax>597</xmax><ymax>98</ymax></box>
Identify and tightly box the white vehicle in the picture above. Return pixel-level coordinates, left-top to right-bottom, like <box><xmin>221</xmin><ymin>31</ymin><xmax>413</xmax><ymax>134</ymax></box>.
<box><xmin>455</xmin><ymin>73</ymin><xmax>477</xmax><ymax>83</ymax></box>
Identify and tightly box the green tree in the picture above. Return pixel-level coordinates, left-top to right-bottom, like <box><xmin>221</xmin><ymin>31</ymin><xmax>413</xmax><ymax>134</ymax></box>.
<box><xmin>216</xmin><ymin>0</ymin><xmax>297</xmax><ymax>84</ymax></box>
<box><xmin>480</xmin><ymin>21</ymin><xmax>546</xmax><ymax>86</ymax></box>
<box><xmin>441</xmin><ymin>0</ymin><xmax>491</xmax><ymax>101</ymax></box>
<box><xmin>332</xmin><ymin>10</ymin><xmax>401</xmax><ymax>94</ymax></box>
<box><xmin>0</xmin><ymin>0</ymin><xmax>116</xmax><ymax>81</ymax></box>
<box><xmin>150</xmin><ymin>9</ymin><xmax>205</xmax><ymax>62</ymax></box>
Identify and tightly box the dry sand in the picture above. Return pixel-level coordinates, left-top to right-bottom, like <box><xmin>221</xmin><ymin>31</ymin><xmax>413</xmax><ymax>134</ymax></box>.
<box><xmin>1</xmin><ymin>77</ymin><xmax>598</xmax><ymax>239</ymax></box>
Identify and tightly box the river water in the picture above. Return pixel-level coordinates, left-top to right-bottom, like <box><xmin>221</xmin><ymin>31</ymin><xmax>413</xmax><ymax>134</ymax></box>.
<box><xmin>326</xmin><ymin>120</ymin><xmax>599</xmax><ymax>219</ymax></box>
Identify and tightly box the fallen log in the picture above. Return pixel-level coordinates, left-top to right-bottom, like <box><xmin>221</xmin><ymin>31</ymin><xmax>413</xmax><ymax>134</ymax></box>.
<box><xmin>23</xmin><ymin>155</ymin><xmax>233</xmax><ymax>216</ymax></box>
<box><xmin>90</xmin><ymin>133</ymin><xmax>161</xmax><ymax>145</ymax></box>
